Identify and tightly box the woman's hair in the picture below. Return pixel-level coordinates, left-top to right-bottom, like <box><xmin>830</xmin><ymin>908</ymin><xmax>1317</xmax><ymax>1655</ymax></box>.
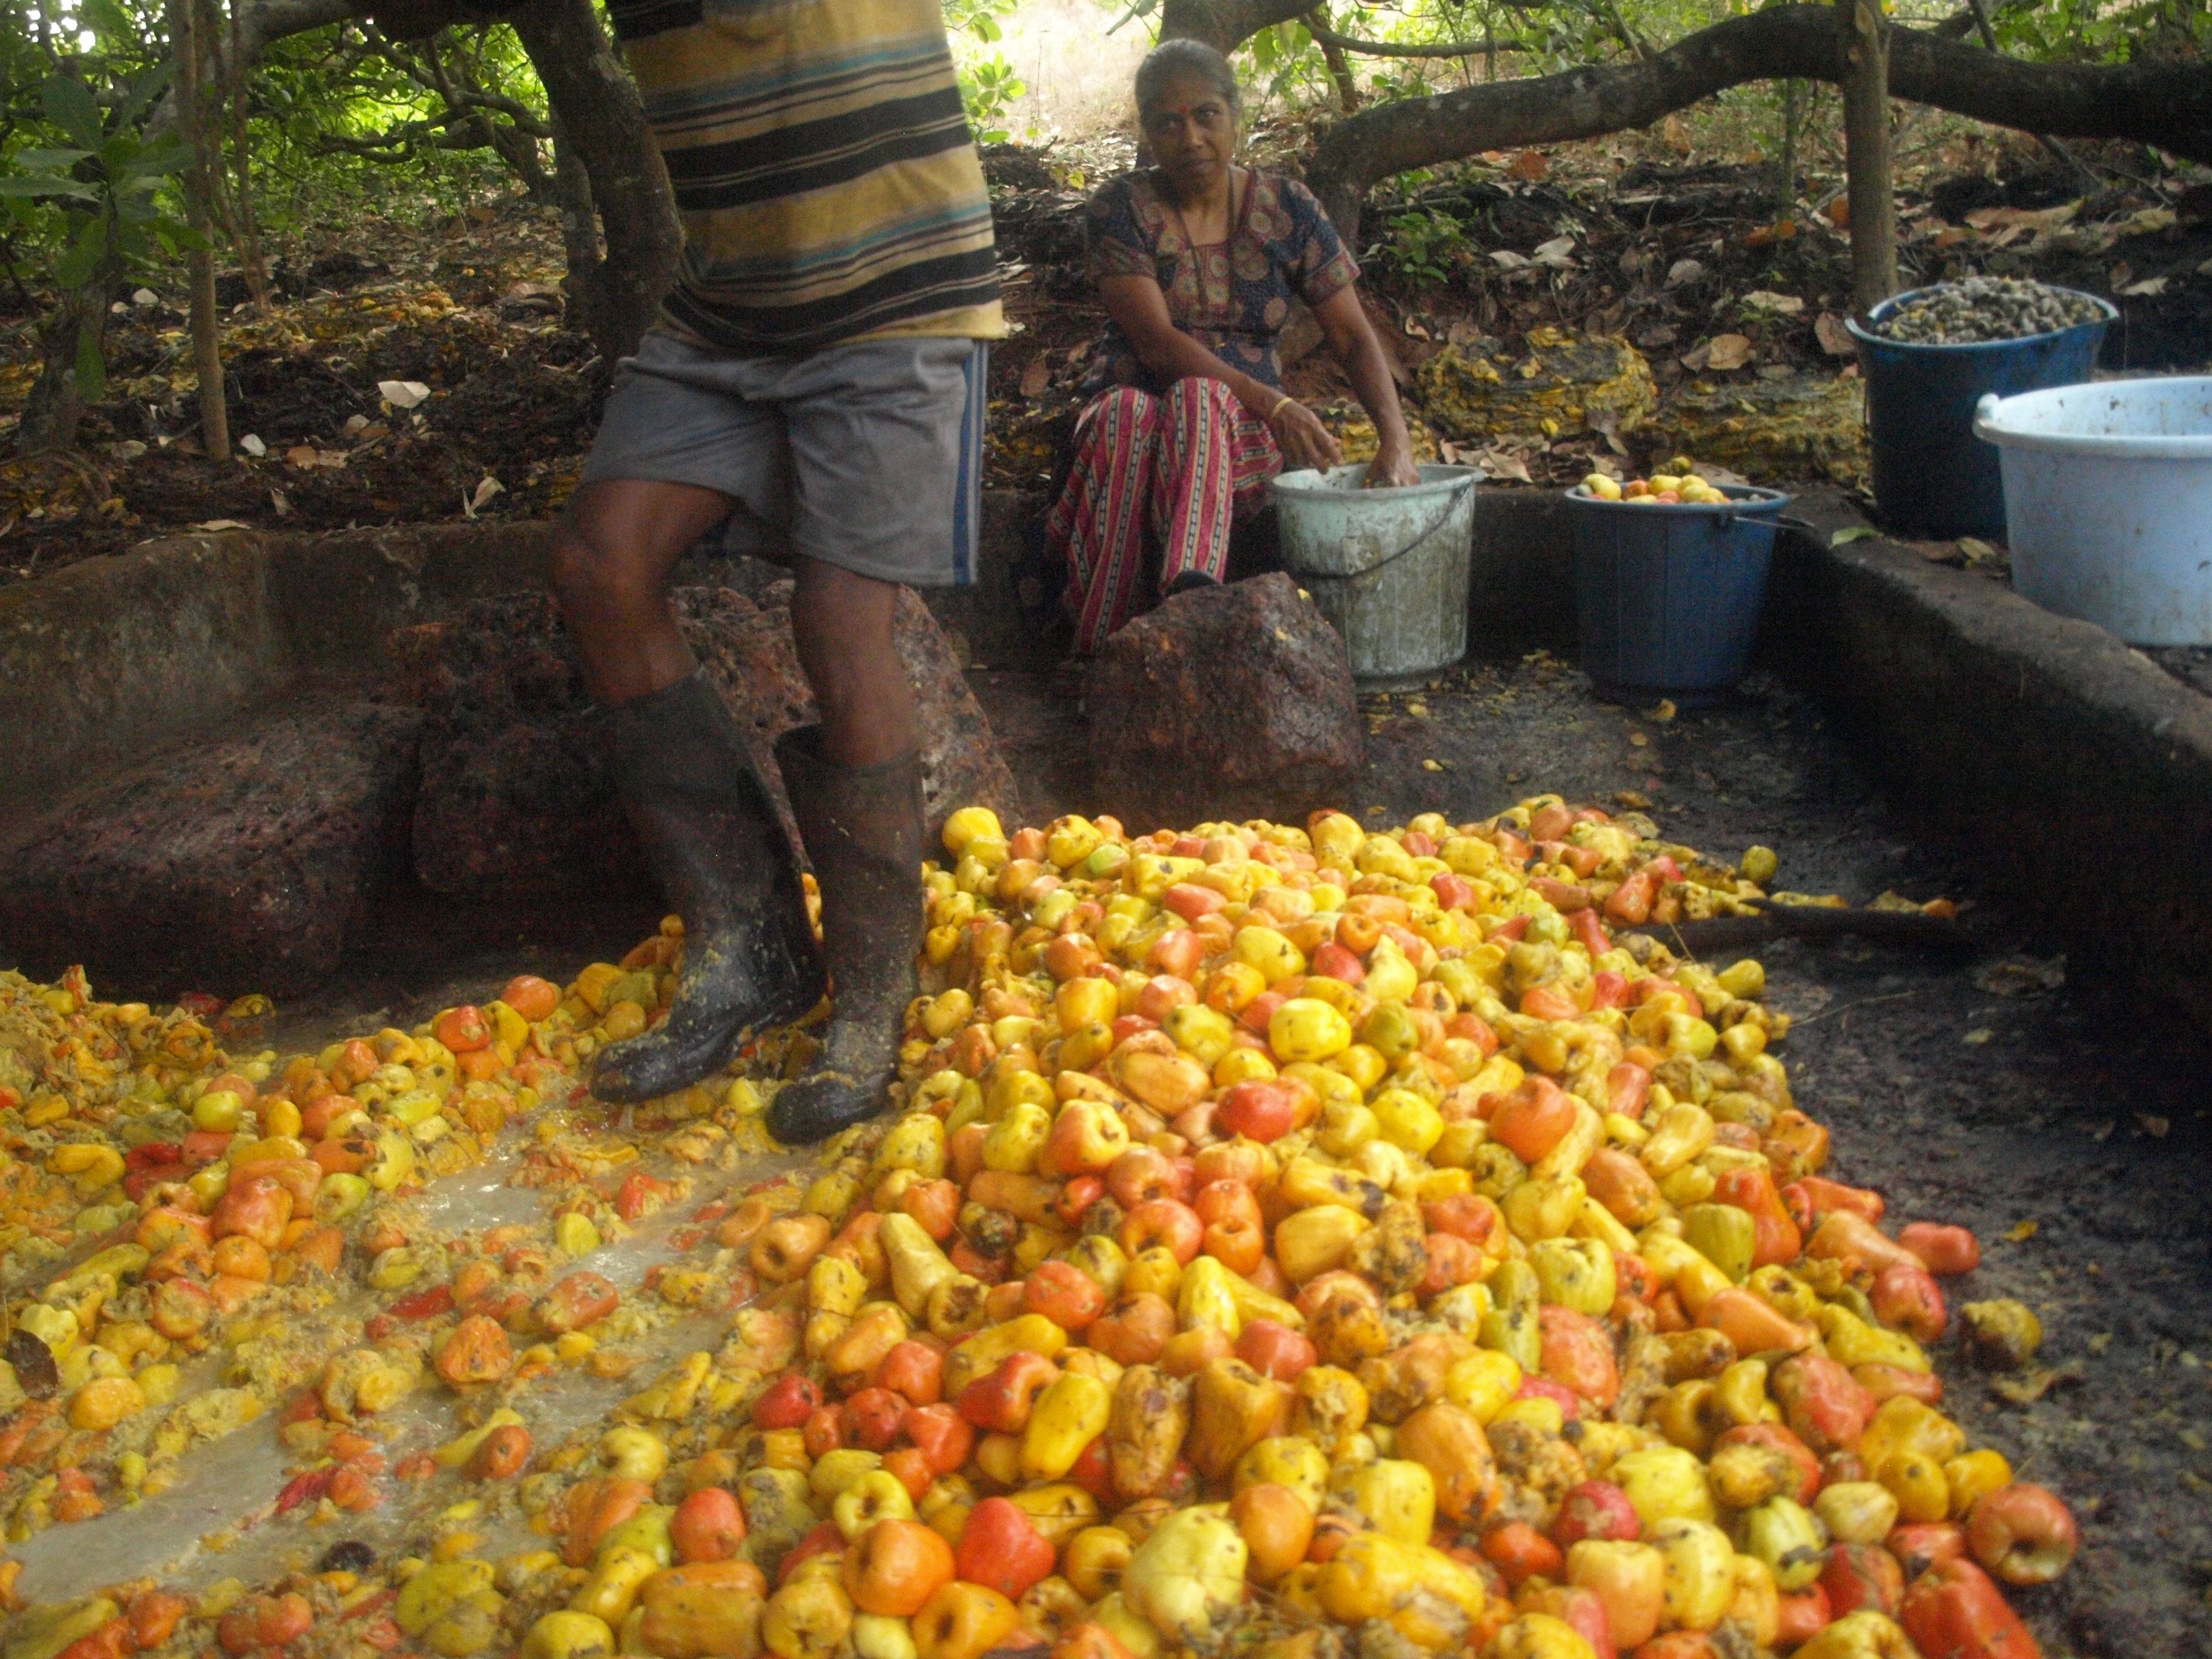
<box><xmin>1134</xmin><ymin>38</ymin><xmax>1242</xmax><ymax>114</ymax></box>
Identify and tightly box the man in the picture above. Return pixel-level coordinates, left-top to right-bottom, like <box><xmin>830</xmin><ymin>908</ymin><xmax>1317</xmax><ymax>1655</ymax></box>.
<box><xmin>552</xmin><ymin>0</ymin><xmax>1002</xmax><ymax>1141</ymax></box>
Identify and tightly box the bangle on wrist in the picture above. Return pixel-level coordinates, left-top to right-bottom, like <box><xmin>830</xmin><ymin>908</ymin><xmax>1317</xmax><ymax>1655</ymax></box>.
<box><xmin>1266</xmin><ymin>394</ymin><xmax>1293</xmax><ymax>423</ymax></box>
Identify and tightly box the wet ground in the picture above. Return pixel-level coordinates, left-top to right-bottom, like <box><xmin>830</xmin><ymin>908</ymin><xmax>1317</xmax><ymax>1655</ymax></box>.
<box><xmin>274</xmin><ymin>647</ymin><xmax>2212</xmax><ymax>1656</ymax></box>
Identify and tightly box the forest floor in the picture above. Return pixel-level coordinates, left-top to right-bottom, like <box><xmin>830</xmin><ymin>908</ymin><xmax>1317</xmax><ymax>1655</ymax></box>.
<box><xmin>1</xmin><ymin>124</ymin><xmax>2208</xmax><ymax>585</ymax></box>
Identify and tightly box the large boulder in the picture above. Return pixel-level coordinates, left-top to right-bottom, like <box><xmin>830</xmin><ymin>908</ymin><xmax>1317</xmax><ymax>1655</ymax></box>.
<box><xmin>404</xmin><ymin>584</ymin><xmax>1018</xmax><ymax>894</ymax></box>
<box><xmin>1085</xmin><ymin>573</ymin><xmax>1363</xmax><ymax>831</ymax></box>
<box><xmin>0</xmin><ymin>700</ymin><xmax>424</xmax><ymax>997</ymax></box>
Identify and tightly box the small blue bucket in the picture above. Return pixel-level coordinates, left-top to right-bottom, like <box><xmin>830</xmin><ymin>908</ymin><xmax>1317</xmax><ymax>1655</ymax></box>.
<box><xmin>1848</xmin><ymin>287</ymin><xmax>2113</xmax><ymax>540</ymax></box>
<box><xmin>1568</xmin><ymin>483</ymin><xmax>1791</xmax><ymax>705</ymax></box>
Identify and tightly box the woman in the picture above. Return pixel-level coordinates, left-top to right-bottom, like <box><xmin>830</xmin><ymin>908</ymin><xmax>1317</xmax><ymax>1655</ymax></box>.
<box><xmin>1048</xmin><ymin>39</ymin><xmax>1419</xmax><ymax>655</ymax></box>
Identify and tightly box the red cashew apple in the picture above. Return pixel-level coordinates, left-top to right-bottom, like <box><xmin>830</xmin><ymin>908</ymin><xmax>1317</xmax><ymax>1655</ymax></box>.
<box><xmin>1966</xmin><ymin>1483</ymin><xmax>2079</xmax><ymax>1585</ymax></box>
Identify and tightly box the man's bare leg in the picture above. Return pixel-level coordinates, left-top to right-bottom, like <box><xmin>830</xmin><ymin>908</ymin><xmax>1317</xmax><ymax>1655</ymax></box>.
<box><xmin>789</xmin><ymin>555</ymin><xmax>919</xmax><ymax>768</ymax></box>
<box><xmin>548</xmin><ymin>478</ymin><xmax>737</xmax><ymax>702</ymax></box>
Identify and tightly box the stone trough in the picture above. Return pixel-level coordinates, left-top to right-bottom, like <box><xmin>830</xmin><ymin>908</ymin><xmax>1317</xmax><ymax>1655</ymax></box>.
<box><xmin>0</xmin><ymin>525</ymin><xmax>1017</xmax><ymax>996</ymax></box>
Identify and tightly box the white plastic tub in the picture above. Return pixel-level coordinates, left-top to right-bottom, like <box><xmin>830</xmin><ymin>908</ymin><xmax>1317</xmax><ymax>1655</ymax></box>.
<box><xmin>1973</xmin><ymin>376</ymin><xmax>2212</xmax><ymax>645</ymax></box>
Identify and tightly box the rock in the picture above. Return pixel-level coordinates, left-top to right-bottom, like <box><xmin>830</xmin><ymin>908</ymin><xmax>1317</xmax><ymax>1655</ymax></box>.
<box><xmin>1643</xmin><ymin>371</ymin><xmax>1866</xmax><ymax>483</ymax></box>
<box><xmin>0</xmin><ymin>700</ymin><xmax>424</xmax><ymax>997</ymax></box>
<box><xmin>404</xmin><ymin>585</ymin><xmax>1018</xmax><ymax>894</ymax></box>
<box><xmin>686</xmin><ymin>580</ymin><xmax>1019</xmax><ymax>844</ymax></box>
<box><xmin>1085</xmin><ymin>573</ymin><xmax>1363</xmax><ymax>831</ymax></box>
<box><xmin>1415</xmin><ymin>328</ymin><xmax>1657</xmax><ymax>447</ymax></box>
<box><xmin>398</xmin><ymin>591</ymin><xmax>633</xmax><ymax>897</ymax></box>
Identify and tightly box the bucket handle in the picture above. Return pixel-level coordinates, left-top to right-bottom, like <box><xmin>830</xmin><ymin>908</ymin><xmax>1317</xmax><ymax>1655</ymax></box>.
<box><xmin>1296</xmin><ymin>477</ymin><xmax>1479</xmax><ymax>591</ymax></box>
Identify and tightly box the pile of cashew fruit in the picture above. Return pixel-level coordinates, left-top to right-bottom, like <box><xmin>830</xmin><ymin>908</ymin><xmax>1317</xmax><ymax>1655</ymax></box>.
<box><xmin>0</xmin><ymin>797</ymin><xmax>2076</xmax><ymax>1659</ymax></box>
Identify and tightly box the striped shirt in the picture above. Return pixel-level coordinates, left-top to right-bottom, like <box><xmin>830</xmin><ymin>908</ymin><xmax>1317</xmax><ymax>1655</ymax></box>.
<box><xmin>608</xmin><ymin>0</ymin><xmax>1005</xmax><ymax>354</ymax></box>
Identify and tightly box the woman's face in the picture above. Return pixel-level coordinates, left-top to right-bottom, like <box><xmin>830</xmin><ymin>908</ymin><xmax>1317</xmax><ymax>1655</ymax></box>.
<box><xmin>1141</xmin><ymin>73</ymin><xmax>1236</xmax><ymax>195</ymax></box>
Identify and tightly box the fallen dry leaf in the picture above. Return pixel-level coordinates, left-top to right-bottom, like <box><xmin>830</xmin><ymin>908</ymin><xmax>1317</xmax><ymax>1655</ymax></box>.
<box><xmin>285</xmin><ymin>445</ymin><xmax>318</xmax><ymax>469</ymax></box>
<box><xmin>1965</xmin><ymin>200</ymin><xmax>2080</xmax><ymax>234</ymax></box>
<box><xmin>1506</xmin><ymin>149</ymin><xmax>1549</xmax><ymax>181</ymax></box>
<box><xmin>2005</xmin><ymin>1219</ymin><xmax>2039</xmax><ymax>1242</ymax></box>
<box><xmin>2122</xmin><ymin>276</ymin><xmax>2168</xmax><ymax>297</ymax></box>
<box><xmin>1019</xmin><ymin>356</ymin><xmax>1051</xmax><ymax>397</ymax></box>
<box><xmin>1741</xmin><ymin>290</ymin><xmax>1805</xmax><ymax>316</ymax></box>
<box><xmin>462</xmin><ymin>475</ymin><xmax>506</xmax><ymax>519</ymax></box>
<box><xmin>193</xmin><ymin>518</ymin><xmax>252</xmax><ymax>532</ymax></box>
<box><xmin>1473</xmin><ymin>447</ymin><xmax>1532</xmax><ymax>483</ymax></box>
<box><xmin>1814</xmin><ymin>312</ymin><xmax>1856</xmax><ymax>357</ymax></box>
<box><xmin>1704</xmin><ymin>333</ymin><xmax>1754</xmax><ymax>370</ymax></box>
<box><xmin>378</xmin><ymin>378</ymin><xmax>431</xmax><ymax>409</ymax></box>
<box><xmin>238</xmin><ymin>434</ymin><xmax>266</xmax><ymax>458</ymax></box>
<box><xmin>1665</xmin><ymin>258</ymin><xmax>1706</xmax><ymax>287</ymax></box>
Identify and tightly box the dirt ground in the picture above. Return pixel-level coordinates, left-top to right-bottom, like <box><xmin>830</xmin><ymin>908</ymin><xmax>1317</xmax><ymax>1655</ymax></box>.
<box><xmin>265</xmin><ymin>647</ymin><xmax>2212</xmax><ymax>1658</ymax></box>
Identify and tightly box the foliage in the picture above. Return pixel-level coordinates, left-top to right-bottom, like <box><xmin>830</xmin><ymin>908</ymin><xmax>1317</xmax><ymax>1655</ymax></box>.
<box><xmin>945</xmin><ymin>0</ymin><xmax>1029</xmax><ymax>142</ymax></box>
<box><xmin>1367</xmin><ymin>204</ymin><xmax>1473</xmax><ymax>287</ymax></box>
<box><xmin>2</xmin><ymin>67</ymin><xmax>192</xmax><ymax>399</ymax></box>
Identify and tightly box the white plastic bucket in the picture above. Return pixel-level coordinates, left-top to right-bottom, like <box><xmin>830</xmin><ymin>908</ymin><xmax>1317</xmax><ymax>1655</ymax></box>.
<box><xmin>1269</xmin><ymin>462</ymin><xmax>1480</xmax><ymax>679</ymax></box>
<box><xmin>1972</xmin><ymin>376</ymin><xmax>2212</xmax><ymax>646</ymax></box>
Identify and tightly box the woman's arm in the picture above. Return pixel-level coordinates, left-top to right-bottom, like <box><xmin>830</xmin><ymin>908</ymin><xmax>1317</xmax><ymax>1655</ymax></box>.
<box><xmin>1098</xmin><ymin>273</ymin><xmax>1344</xmax><ymax>473</ymax></box>
<box><xmin>1311</xmin><ymin>283</ymin><xmax>1419</xmax><ymax>488</ymax></box>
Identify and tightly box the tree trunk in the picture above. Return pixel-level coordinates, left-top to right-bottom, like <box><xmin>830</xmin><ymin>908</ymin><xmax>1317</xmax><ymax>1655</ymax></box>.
<box><xmin>1302</xmin><ymin>5</ymin><xmax>2212</xmax><ymax>243</ymax></box>
<box><xmin>1777</xmin><ymin>79</ymin><xmax>1798</xmax><ymax>216</ymax></box>
<box><xmin>1305</xmin><ymin>10</ymin><xmax>1361</xmax><ymax>112</ymax></box>
<box><xmin>179</xmin><ymin>0</ymin><xmax>232</xmax><ymax>458</ymax></box>
<box><xmin>546</xmin><ymin>106</ymin><xmax>605</xmax><ymax>318</ymax></box>
<box><xmin>223</xmin><ymin>0</ymin><xmax>273</xmax><ymax>309</ymax></box>
<box><xmin>1838</xmin><ymin>0</ymin><xmax>1895</xmax><ymax>318</ymax></box>
<box><xmin>14</xmin><ymin>280</ymin><xmax>110</xmax><ymax>455</ymax></box>
<box><xmin>508</xmin><ymin>0</ymin><xmax>682</xmax><ymax>364</ymax></box>
<box><xmin>1158</xmin><ymin>0</ymin><xmax>1311</xmax><ymax>53</ymax></box>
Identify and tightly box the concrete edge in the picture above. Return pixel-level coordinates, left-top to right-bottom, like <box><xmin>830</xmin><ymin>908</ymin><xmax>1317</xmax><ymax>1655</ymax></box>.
<box><xmin>1767</xmin><ymin>486</ymin><xmax>2212</xmax><ymax>1013</ymax></box>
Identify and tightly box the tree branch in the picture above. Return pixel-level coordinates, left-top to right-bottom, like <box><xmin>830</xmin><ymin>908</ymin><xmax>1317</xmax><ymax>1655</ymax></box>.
<box><xmin>1304</xmin><ymin>4</ymin><xmax>2212</xmax><ymax>241</ymax></box>
<box><xmin>1304</xmin><ymin>21</ymin><xmax>1535</xmax><ymax>58</ymax></box>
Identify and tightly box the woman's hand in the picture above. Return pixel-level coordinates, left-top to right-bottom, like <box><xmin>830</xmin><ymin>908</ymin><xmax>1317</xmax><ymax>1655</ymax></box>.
<box><xmin>1363</xmin><ymin>443</ymin><xmax>1421</xmax><ymax>489</ymax></box>
<box><xmin>1268</xmin><ymin>398</ymin><xmax>1343</xmax><ymax>474</ymax></box>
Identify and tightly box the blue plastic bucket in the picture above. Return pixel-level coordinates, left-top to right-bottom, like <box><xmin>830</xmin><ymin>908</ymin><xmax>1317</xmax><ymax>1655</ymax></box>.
<box><xmin>1568</xmin><ymin>483</ymin><xmax>1791</xmax><ymax>705</ymax></box>
<box><xmin>1848</xmin><ymin>287</ymin><xmax>2113</xmax><ymax>540</ymax></box>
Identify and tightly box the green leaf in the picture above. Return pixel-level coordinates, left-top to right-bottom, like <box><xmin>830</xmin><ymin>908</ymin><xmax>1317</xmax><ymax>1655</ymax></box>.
<box><xmin>42</xmin><ymin>76</ymin><xmax>105</xmax><ymax>152</ymax></box>
<box><xmin>0</xmin><ymin>177</ymin><xmax>98</xmax><ymax>199</ymax></box>
<box><xmin>116</xmin><ymin>61</ymin><xmax>170</xmax><ymax>129</ymax></box>
<box><xmin>155</xmin><ymin>216</ymin><xmax>211</xmax><ymax>251</ymax></box>
<box><xmin>53</xmin><ymin>212</ymin><xmax>109</xmax><ymax>289</ymax></box>
<box><xmin>116</xmin><ymin>137</ymin><xmax>187</xmax><ymax>181</ymax></box>
<box><xmin>75</xmin><ymin>320</ymin><xmax>108</xmax><ymax>404</ymax></box>
<box><xmin>1830</xmin><ymin>526</ymin><xmax>1880</xmax><ymax>546</ymax></box>
<box><xmin>11</xmin><ymin>147</ymin><xmax>93</xmax><ymax>172</ymax></box>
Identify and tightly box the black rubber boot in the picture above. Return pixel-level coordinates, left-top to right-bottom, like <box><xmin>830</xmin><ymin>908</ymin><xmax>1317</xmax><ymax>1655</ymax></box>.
<box><xmin>591</xmin><ymin>671</ymin><xmax>826</xmax><ymax>1104</ymax></box>
<box><xmin>766</xmin><ymin>726</ymin><xmax>925</xmax><ymax>1144</ymax></box>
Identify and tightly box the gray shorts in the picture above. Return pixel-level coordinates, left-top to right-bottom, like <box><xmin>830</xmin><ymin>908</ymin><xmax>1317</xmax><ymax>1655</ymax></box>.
<box><xmin>581</xmin><ymin>330</ymin><xmax>990</xmax><ymax>587</ymax></box>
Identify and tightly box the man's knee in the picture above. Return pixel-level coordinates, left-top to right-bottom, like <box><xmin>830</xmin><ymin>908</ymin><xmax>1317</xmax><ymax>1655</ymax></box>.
<box><xmin>548</xmin><ymin>522</ymin><xmax>627</xmax><ymax>618</ymax></box>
